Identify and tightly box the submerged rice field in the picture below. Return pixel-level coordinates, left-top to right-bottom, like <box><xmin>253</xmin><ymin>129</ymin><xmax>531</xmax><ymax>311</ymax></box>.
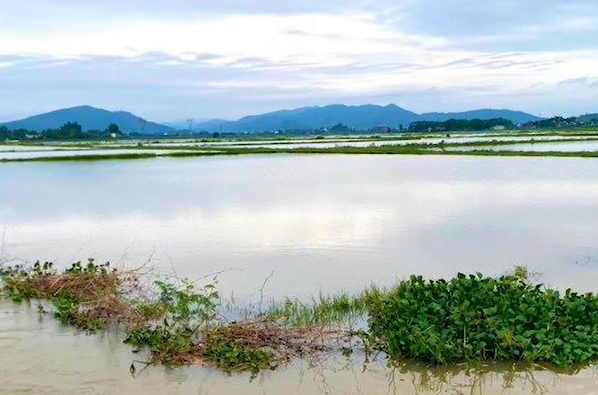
<box><xmin>3</xmin><ymin>130</ymin><xmax>598</xmax><ymax>162</ymax></box>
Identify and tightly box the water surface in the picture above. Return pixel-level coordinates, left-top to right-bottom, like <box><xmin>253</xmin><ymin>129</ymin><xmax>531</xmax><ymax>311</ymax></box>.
<box><xmin>3</xmin><ymin>154</ymin><xmax>598</xmax><ymax>393</ymax></box>
<box><xmin>1</xmin><ymin>300</ymin><xmax>597</xmax><ymax>395</ymax></box>
<box><xmin>0</xmin><ymin>149</ymin><xmax>190</xmax><ymax>160</ymax></box>
<box><xmin>2</xmin><ymin>155</ymin><xmax>598</xmax><ymax>299</ymax></box>
<box><xmin>462</xmin><ymin>141</ymin><xmax>598</xmax><ymax>153</ymax></box>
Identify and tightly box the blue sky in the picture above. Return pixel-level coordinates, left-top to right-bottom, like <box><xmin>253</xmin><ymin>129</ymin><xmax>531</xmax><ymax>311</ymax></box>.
<box><xmin>1</xmin><ymin>0</ymin><xmax>597</xmax><ymax>121</ymax></box>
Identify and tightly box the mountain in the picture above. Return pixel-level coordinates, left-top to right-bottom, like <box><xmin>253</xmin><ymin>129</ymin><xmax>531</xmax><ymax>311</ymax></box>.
<box><xmin>3</xmin><ymin>104</ymin><xmax>544</xmax><ymax>135</ymax></box>
<box><xmin>206</xmin><ymin>104</ymin><xmax>420</xmax><ymax>132</ymax></box>
<box><xmin>194</xmin><ymin>104</ymin><xmax>541</xmax><ymax>132</ymax></box>
<box><xmin>419</xmin><ymin>109</ymin><xmax>542</xmax><ymax>124</ymax></box>
<box><xmin>2</xmin><ymin>106</ymin><xmax>174</xmax><ymax>134</ymax></box>
<box><xmin>577</xmin><ymin>113</ymin><xmax>598</xmax><ymax>123</ymax></box>
<box><xmin>162</xmin><ymin>118</ymin><xmax>228</xmax><ymax>130</ymax></box>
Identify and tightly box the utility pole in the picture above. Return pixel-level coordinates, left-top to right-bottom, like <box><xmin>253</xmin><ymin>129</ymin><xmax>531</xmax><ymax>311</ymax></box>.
<box><xmin>186</xmin><ymin>119</ymin><xmax>194</xmax><ymax>134</ymax></box>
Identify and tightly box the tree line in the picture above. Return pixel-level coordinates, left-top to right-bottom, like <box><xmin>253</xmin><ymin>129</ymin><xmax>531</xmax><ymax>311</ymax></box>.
<box><xmin>0</xmin><ymin>122</ymin><xmax>123</xmax><ymax>141</ymax></box>
<box><xmin>408</xmin><ymin>118</ymin><xmax>514</xmax><ymax>133</ymax></box>
<box><xmin>523</xmin><ymin>116</ymin><xmax>598</xmax><ymax>129</ymax></box>
<box><xmin>2</xmin><ymin>115</ymin><xmax>598</xmax><ymax>141</ymax></box>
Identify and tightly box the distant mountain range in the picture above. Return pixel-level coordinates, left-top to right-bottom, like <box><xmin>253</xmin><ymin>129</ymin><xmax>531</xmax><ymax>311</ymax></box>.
<box><xmin>1</xmin><ymin>106</ymin><xmax>174</xmax><ymax>134</ymax></box>
<box><xmin>194</xmin><ymin>104</ymin><xmax>543</xmax><ymax>132</ymax></box>
<box><xmin>578</xmin><ymin>113</ymin><xmax>598</xmax><ymax>123</ymax></box>
<box><xmin>2</xmin><ymin>104</ymin><xmax>543</xmax><ymax>134</ymax></box>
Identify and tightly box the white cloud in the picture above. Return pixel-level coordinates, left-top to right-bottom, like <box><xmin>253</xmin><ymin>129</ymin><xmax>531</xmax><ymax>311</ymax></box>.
<box><xmin>0</xmin><ymin>0</ymin><xmax>597</xmax><ymax>120</ymax></box>
<box><xmin>0</xmin><ymin>13</ymin><xmax>417</xmax><ymax>64</ymax></box>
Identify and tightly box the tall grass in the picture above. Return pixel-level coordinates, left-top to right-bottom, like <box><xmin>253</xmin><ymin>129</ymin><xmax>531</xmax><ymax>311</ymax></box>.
<box><xmin>266</xmin><ymin>286</ymin><xmax>385</xmax><ymax>328</ymax></box>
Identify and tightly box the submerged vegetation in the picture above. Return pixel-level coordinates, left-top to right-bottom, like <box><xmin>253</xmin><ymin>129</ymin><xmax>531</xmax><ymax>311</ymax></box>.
<box><xmin>2</xmin><ymin>261</ymin><xmax>598</xmax><ymax>378</ymax></box>
<box><xmin>0</xmin><ymin>260</ymin><xmax>356</xmax><ymax>378</ymax></box>
<box><xmin>0</xmin><ymin>260</ymin><xmax>124</xmax><ymax>331</ymax></box>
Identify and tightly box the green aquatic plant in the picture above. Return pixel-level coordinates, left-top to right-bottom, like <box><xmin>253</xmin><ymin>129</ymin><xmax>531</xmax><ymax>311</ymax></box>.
<box><xmin>65</xmin><ymin>259</ymin><xmax>114</xmax><ymax>275</ymax></box>
<box><xmin>124</xmin><ymin>279</ymin><xmax>221</xmax><ymax>362</ymax></box>
<box><xmin>367</xmin><ymin>272</ymin><xmax>598</xmax><ymax>368</ymax></box>
<box><xmin>202</xmin><ymin>326</ymin><xmax>275</xmax><ymax>379</ymax></box>
<box><xmin>9</xmin><ymin>258</ymin><xmax>598</xmax><ymax>377</ymax></box>
<box><xmin>0</xmin><ymin>261</ymin><xmax>57</xmax><ymax>301</ymax></box>
<box><xmin>0</xmin><ymin>260</ymin><xmax>126</xmax><ymax>330</ymax></box>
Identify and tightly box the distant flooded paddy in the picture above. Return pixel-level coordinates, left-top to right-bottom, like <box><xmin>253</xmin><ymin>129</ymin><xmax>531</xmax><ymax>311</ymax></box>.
<box><xmin>4</xmin><ymin>133</ymin><xmax>598</xmax><ymax>161</ymax></box>
<box><xmin>0</xmin><ymin>148</ymin><xmax>195</xmax><ymax>160</ymax></box>
<box><xmin>452</xmin><ymin>140</ymin><xmax>598</xmax><ymax>153</ymax></box>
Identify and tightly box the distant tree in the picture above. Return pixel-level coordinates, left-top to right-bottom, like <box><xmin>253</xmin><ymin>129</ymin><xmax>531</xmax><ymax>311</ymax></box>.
<box><xmin>107</xmin><ymin>123</ymin><xmax>121</xmax><ymax>135</ymax></box>
<box><xmin>525</xmin><ymin>116</ymin><xmax>582</xmax><ymax>129</ymax></box>
<box><xmin>409</xmin><ymin>118</ymin><xmax>513</xmax><ymax>133</ymax></box>
<box><xmin>60</xmin><ymin>122</ymin><xmax>84</xmax><ymax>139</ymax></box>
<box><xmin>330</xmin><ymin>123</ymin><xmax>350</xmax><ymax>133</ymax></box>
<box><xmin>41</xmin><ymin>122</ymin><xmax>84</xmax><ymax>140</ymax></box>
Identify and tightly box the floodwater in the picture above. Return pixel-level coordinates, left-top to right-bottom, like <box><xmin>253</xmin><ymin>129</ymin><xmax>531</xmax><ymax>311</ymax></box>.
<box><xmin>209</xmin><ymin>135</ymin><xmax>598</xmax><ymax>150</ymax></box>
<box><xmin>456</xmin><ymin>141</ymin><xmax>598</xmax><ymax>153</ymax></box>
<box><xmin>3</xmin><ymin>154</ymin><xmax>598</xmax><ymax>298</ymax></box>
<box><xmin>0</xmin><ymin>149</ymin><xmax>187</xmax><ymax>160</ymax></box>
<box><xmin>2</xmin><ymin>300</ymin><xmax>598</xmax><ymax>395</ymax></box>
<box><xmin>3</xmin><ymin>154</ymin><xmax>598</xmax><ymax>393</ymax></box>
<box><xmin>0</xmin><ymin>145</ymin><xmax>71</xmax><ymax>152</ymax></box>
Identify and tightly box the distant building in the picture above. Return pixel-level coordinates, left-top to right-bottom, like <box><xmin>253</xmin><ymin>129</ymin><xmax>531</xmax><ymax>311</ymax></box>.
<box><xmin>372</xmin><ymin>125</ymin><xmax>391</xmax><ymax>133</ymax></box>
<box><xmin>492</xmin><ymin>125</ymin><xmax>506</xmax><ymax>131</ymax></box>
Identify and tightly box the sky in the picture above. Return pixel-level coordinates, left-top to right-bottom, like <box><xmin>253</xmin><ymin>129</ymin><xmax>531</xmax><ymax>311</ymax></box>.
<box><xmin>1</xmin><ymin>0</ymin><xmax>597</xmax><ymax>122</ymax></box>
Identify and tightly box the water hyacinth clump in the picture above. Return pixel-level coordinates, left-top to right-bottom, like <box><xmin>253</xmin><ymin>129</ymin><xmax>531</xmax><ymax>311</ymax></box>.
<box><xmin>367</xmin><ymin>271</ymin><xmax>598</xmax><ymax>368</ymax></box>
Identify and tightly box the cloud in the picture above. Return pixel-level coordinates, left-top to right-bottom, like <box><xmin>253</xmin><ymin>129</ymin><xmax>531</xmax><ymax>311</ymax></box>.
<box><xmin>0</xmin><ymin>0</ymin><xmax>597</xmax><ymax>120</ymax></box>
<box><xmin>558</xmin><ymin>77</ymin><xmax>598</xmax><ymax>88</ymax></box>
<box><xmin>388</xmin><ymin>0</ymin><xmax>598</xmax><ymax>51</ymax></box>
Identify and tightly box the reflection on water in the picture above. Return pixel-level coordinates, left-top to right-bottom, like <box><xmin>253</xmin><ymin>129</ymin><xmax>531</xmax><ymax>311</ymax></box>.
<box><xmin>4</xmin><ymin>154</ymin><xmax>598</xmax><ymax>392</ymax></box>
<box><xmin>2</xmin><ymin>300</ymin><xmax>598</xmax><ymax>395</ymax></box>
<box><xmin>0</xmin><ymin>145</ymin><xmax>70</xmax><ymax>153</ymax></box>
<box><xmin>210</xmin><ymin>135</ymin><xmax>598</xmax><ymax>150</ymax></box>
<box><xmin>0</xmin><ymin>149</ymin><xmax>188</xmax><ymax>160</ymax></box>
<box><xmin>3</xmin><ymin>155</ymin><xmax>598</xmax><ymax>301</ymax></box>
<box><xmin>450</xmin><ymin>141</ymin><xmax>598</xmax><ymax>153</ymax></box>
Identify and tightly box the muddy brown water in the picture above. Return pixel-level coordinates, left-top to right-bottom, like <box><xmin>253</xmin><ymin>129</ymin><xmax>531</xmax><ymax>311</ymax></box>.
<box><xmin>2</xmin><ymin>300</ymin><xmax>598</xmax><ymax>394</ymax></box>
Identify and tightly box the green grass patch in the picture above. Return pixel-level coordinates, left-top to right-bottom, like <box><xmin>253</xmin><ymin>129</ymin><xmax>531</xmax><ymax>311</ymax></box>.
<box><xmin>266</xmin><ymin>287</ymin><xmax>385</xmax><ymax>328</ymax></box>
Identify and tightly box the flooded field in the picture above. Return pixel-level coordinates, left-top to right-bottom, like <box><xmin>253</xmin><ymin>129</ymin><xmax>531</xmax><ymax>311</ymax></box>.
<box><xmin>0</xmin><ymin>148</ymin><xmax>196</xmax><ymax>160</ymax></box>
<box><xmin>3</xmin><ymin>299</ymin><xmax>598</xmax><ymax>395</ymax></box>
<box><xmin>3</xmin><ymin>133</ymin><xmax>598</xmax><ymax>161</ymax></box>
<box><xmin>3</xmin><ymin>155</ymin><xmax>598</xmax><ymax>297</ymax></box>
<box><xmin>201</xmin><ymin>134</ymin><xmax>598</xmax><ymax>150</ymax></box>
<box><xmin>452</xmin><ymin>141</ymin><xmax>598</xmax><ymax>153</ymax></box>
<box><xmin>3</xmin><ymin>154</ymin><xmax>598</xmax><ymax>393</ymax></box>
